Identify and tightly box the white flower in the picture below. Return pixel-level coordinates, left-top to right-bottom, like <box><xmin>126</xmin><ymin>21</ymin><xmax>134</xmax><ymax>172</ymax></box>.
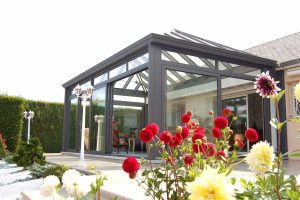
<box><xmin>62</xmin><ymin>169</ymin><xmax>93</xmax><ymax>198</ymax></box>
<box><xmin>40</xmin><ymin>175</ymin><xmax>60</xmax><ymax>197</ymax></box>
<box><xmin>246</xmin><ymin>141</ymin><xmax>275</xmax><ymax>174</ymax></box>
<box><xmin>187</xmin><ymin>165</ymin><xmax>235</xmax><ymax>200</ymax></box>
<box><xmin>62</xmin><ymin>169</ymin><xmax>81</xmax><ymax>187</ymax></box>
<box><xmin>294</xmin><ymin>82</ymin><xmax>300</xmax><ymax>102</ymax></box>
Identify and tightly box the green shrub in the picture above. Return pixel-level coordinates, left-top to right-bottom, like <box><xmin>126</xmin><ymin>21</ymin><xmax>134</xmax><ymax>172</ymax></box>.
<box><xmin>0</xmin><ymin>140</ymin><xmax>5</xmax><ymax>159</ymax></box>
<box><xmin>43</xmin><ymin>164</ymin><xmax>69</xmax><ymax>182</ymax></box>
<box><xmin>0</xmin><ymin>95</ymin><xmax>25</xmax><ymax>152</ymax></box>
<box><xmin>22</xmin><ymin>100</ymin><xmax>64</xmax><ymax>153</ymax></box>
<box><xmin>28</xmin><ymin>163</ymin><xmax>49</xmax><ymax>179</ymax></box>
<box><xmin>13</xmin><ymin>137</ymin><xmax>46</xmax><ymax>167</ymax></box>
<box><xmin>3</xmin><ymin>154</ymin><xmax>14</xmax><ymax>163</ymax></box>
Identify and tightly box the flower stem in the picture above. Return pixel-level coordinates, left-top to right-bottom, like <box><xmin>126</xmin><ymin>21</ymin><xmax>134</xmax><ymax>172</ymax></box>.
<box><xmin>274</xmin><ymin>100</ymin><xmax>282</xmax><ymax>200</ymax></box>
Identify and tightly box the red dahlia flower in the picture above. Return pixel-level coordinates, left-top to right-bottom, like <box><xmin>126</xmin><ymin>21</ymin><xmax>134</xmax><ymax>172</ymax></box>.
<box><xmin>192</xmin><ymin>132</ymin><xmax>205</xmax><ymax>143</ymax></box>
<box><xmin>181</xmin><ymin>114</ymin><xmax>191</xmax><ymax>124</ymax></box>
<box><xmin>245</xmin><ymin>128</ymin><xmax>258</xmax><ymax>142</ymax></box>
<box><xmin>139</xmin><ymin>128</ymin><xmax>154</xmax><ymax>142</ymax></box>
<box><xmin>192</xmin><ymin>143</ymin><xmax>207</xmax><ymax>154</ymax></box>
<box><xmin>216</xmin><ymin>150</ymin><xmax>226</xmax><ymax>160</ymax></box>
<box><xmin>145</xmin><ymin>123</ymin><xmax>159</xmax><ymax>136</ymax></box>
<box><xmin>181</xmin><ymin>126</ymin><xmax>190</xmax><ymax>139</ymax></box>
<box><xmin>254</xmin><ymin>71</ymin><xmax>281</xmax><ymax>98</ymax></box>
<box><xmin>159</xmin><ymin>131</ymin><xmax>172</xmax><ymax>144</ymax></box>
<box><xmin>195</xmin><ymin>127</ymin><xmax>206</xmax><ymax>134</ymax></box>
<box><xmin>122</xmin><ymin>157</ymin><xmax>140</xmax><ymax>176</ymax></box>
<box><xmin>186</xmin><ymin>111</ymin><xmax>193</xmax><ymax>116</ymax></box>
<box><xmin>205</xmin><ymin>143</ymin><xmax>216</xmax><ymax>157</ymax></box>
<box><xmin>184</xmin><ymin>154</ymin><xmax>194</xmax><ymax>167</ymax></box>
<box><xmin>176</xmin><ymin>126</ymin><xmax>189</xmax><ymax>140</ymax></box>
<box><xmin>222</xmin><ymin>108</ymin><xmax>232</xmax><ymax>117</ymax></box>
<box><xmin>214</xmin><ymin>116</ymin><xmax>228</xmax><ymax>129</ymax></box>
<box><xmin>212</xmin><ymin>127</ymin><xmax>222</xmax><ymax>139</ymax></box>
<box><xmin>169</xmin><ymin>136</ymin><xmax>182</xmax><ymax>147</ymax></box>
<box><xmin>235</xmin><ymin>138</ymin><xmax>244</xmax><ymax>149</ymax></box>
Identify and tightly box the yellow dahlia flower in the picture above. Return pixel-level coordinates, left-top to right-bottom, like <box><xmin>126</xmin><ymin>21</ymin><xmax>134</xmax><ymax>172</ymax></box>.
<box><xmin>187</xmin><ymin>166</ymin><xmax>235</xmax><ymax>200</ymax></box>
<box><xmin>294</xmin><ymin>82</ymin><xmax>300</xmax><ymax>102</ymax></box>
<box><xmin>246</xmin><ymin>141</ymin><xmax>275</xmax><ymax>174</ymax></box>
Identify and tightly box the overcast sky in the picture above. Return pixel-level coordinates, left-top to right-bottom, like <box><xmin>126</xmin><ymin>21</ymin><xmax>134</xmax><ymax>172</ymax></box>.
<box><xmin>0</xmin><ymin>0</ymin><xmax>299</xmax><ymax>102</ymax></box>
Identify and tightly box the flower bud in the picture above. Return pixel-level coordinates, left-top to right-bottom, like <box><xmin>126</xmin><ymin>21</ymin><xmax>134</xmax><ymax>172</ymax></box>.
<box><xmin>195</xmin><ymin>139</ymin><xmax>202</xmax><ymax>145</ymax></box>
<box><xmin>228</xmin><ymin>129</ymin><xmax>233</xmax><ymax>135</ymax></box>
<box><xmin>233</xmin><ymin>116</ymin><xmax>238</xmax><ymax>121</ymax></box>
<box><xmin>176</xmin><ymin>126</ymin><xmax>182</xmax><ymax>133</ymax></box>
<box><xmin>208</xmin><ymin>110</ymin><xmax>214</xmax><ymax>116</ymax></box>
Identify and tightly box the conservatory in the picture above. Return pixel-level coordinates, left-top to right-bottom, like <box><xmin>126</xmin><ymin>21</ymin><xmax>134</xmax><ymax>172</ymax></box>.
<box><xmin>62</xmin><ymin>30</ymin><xmax>286</xmax><ymax>158</ymax></box>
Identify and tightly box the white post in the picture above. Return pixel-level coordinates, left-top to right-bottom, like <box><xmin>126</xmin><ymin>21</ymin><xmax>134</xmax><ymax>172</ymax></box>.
<box><xmin>27</xmin><ymin>118</ymin><xmax>31</xmax><ymax>144</ymax></box>
<box><xmin>80</xmin><ymin>101</ymin><xmax>86</xmax><ymax>160</ymax></box>
<box><xmin>96</xmin><ymin>121</ymin><xmax>101</xmax><ymax>151</ymax></box>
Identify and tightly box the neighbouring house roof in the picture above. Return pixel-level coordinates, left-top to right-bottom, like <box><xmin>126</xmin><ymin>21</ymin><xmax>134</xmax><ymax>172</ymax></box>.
<box><xmin>245</xmin><ymin>32</ymin><xmax>300</xmax><ymax>66</ymax></box>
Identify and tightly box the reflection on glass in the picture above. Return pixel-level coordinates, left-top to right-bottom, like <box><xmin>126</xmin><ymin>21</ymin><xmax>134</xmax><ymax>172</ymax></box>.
<box><xmin>128</xmin><ymin>53</ymin><xmax>149</xmax><ymax>70</ymax></box>
<box><xmin>112</xmin><ymin>105</ymin><xmax>144</xmax><ymax>153</ymax></box>
<box><xmin>69</xmin><ymin>98</ymin><xmax>78</xmax><ymax>149</ymax></box>
<box><xmin>218</xmin><ymin>61</ymin><xmax>261</xmax><ymax>76</ymax></box>
<box><xmin>94</xmin><ymin>73</ymin><xmax>108</xmax><ymax>85</ymax></box>
<box><xmin>161</xmin><ymin>50</ymin><xmax>216</xmax><ymax>69</ymax></box>
<box><xmin>166</xmin><ymin>70</ymin><xmax>217</xmax><ymax>138</ymax></box>
<box><xmin>109</xmin><ymin>64</ymin><xmax>126</xmax><ymax>78</ymax></box>
<box><xmin>221</xmin><ymin>77</ymin><xmax>262</xmax><ymax>152</ymax></box>
<box><xmin>91</xmin><ymin>87</ymin><xmax>106</xmax><ymax>152</ymax></box>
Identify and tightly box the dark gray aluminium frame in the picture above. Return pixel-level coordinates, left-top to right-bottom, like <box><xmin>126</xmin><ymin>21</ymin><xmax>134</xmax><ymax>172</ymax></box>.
<box><xmin>62</xmin><ymin>33</ymin><xmax>287</xmax><ymax>158</ymax></box>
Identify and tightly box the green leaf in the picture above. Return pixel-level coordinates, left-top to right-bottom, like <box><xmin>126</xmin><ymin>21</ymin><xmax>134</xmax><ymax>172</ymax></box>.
<box><xmin>277</xmin><ymin>121</ymin><xmax>287</xmax><ymax>130</ymax></box>
<box><xmin>277</xmin><ymin>89</ymin><xmax>286</xmax><ymax>102</ymax></box>
<box><xmin>286</xmin><ymin>189</ymin><xmax>300</xmax><ymax>200</ymax></box>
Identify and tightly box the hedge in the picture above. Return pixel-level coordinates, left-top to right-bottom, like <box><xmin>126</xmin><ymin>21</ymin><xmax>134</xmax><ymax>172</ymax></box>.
<box><xmin>0</xmin><ymin>95</ymin><xmax>25</xmax><ymax>152</ymax></box>
<box><xmin>22</xmin><ymin>100</ymin><xmax>64</xmax><ymax>153</ymax></box>
<box><xmin>0</xmin><ymin>95</ymin><xmax>64</xmax><ymax>153</ymax></box>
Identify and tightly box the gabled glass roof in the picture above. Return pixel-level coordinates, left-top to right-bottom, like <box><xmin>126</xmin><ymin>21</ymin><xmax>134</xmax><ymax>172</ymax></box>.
<box><xmin>165</xmin><ymin>29</ymin><xmax>254</xmax><ymax>56</ymax></box>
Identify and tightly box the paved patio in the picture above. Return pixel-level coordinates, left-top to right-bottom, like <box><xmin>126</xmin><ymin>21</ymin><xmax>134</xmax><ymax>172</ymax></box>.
<box><xmin>39</xmin><ymin>153</ymin><xmax>300</xmax><ymax>199</ymax></box>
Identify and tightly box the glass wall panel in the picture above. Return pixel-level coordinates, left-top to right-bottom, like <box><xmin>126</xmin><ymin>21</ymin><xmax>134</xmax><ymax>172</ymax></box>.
<box><xmin>166</xmin><ymin>70</ymin><xmax>217</xmax><ymax>138</ymax></box>
<box><xmin>91</xmin><ymin>87</ymin><xmax>106</xmax><ymax>152</ymax></box>
<box><xmin>221</xmin><ymin>77</ymin><xmax>262</xmax><ymax>152</ymax></box>
<box><xmin>69</xmin><ymin>98</ymin><xmax>78</xmax><ymax>149</ymax></box>
<box><xmin>109</xmin><ymin>64</ymin><xmax>126</xmax><ymax>78</ymax></box>
<box><xmin>94</xmin><ymin>73</ymin><xmax>108</xmax><ymax>85</ymax></box>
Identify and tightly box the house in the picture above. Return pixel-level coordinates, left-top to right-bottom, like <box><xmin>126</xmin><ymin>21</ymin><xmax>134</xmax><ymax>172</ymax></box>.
<box><xmin>245</xmin><ymin>32</ymin><xmax>300</xmax><ymax>160</ymax></box>
<box><xmin>62</xmin><ymin>30</ymin><xmax>286</xmax><ymax>159</ymax></box>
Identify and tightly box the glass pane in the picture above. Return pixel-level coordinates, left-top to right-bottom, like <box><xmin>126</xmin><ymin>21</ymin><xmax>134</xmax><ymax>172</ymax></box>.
<box><xmin>221</xmin><ymin>77</ymin><xmax>262</xmax><ymax>152</ymax></box>
<box><xmin>80</xmin><ymin>100</ymin><xmax>90</xmax><ymax>151</ymax></box>
<box><xmin>69</xmin><ymin>98</ymin><xmax>78</xmax><ymax>149</ymax></box>
<box><xmin>91</xmin><ymin>87</ymin><xmax>106</xmax><ymax>152</ymax></box>
<box><xmin>114</xmin><ymin>95</ymin><xmax>145</xmax><ymax>103</ymax></box>
<box><xmin>112</xmin><ymin>105</ymin><xmax>144</xmax><ymax>153</ymax></box>
<box><xmin>128</xmin><ymin>53</ymin><xmax>149</xmax><ymax>70</ymax></box>
<box><xmin>94</xmin><ymin>73</ymin><xmax>108</xmax><ymax>85</ymax></box>
<box><xmin>218</xmin><ymin>61</ymin><xmax>261</xmax><ymax>76</ymax></box>
<box><xmin>109</xmin><ymin>64</ymin><xmax>126</xmax><ymax>78</ymax></box>
<box><xmin>81</xmin><ymin>81</ymin><xmax>91</xmax><ymax>88</ymax></box>
<box><xmin>166</xmin><ymin>70</ymin><xmax>217</xmax><ymax>139</ymax></box>
<box><xmin>162</xmin><ymin>50</ymin><xmax>216</xmax><ymax>69</ymax></box>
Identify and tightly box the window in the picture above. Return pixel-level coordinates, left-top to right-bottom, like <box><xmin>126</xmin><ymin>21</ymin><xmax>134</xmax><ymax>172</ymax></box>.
<box><xmin>288</xmin><ymin>83</ymin><xmax>300</xmax><ymax>118</ymax></box>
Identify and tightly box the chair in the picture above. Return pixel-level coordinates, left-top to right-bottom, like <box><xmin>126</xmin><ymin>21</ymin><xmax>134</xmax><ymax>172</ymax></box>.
<box><xmin>128</xmin><ymin>128</ymin><xmax>140</xmax><ymax>153</ymax></box>
<box><xmin>113</xmin><ymin>132</ymin><xmax>128</xmax><ymax>154</ymax></box>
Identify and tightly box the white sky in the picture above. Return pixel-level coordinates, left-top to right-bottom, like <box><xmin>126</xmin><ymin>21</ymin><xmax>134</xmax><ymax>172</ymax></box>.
<box><xmin>0</xmin><ymin>0</ymin><xmax>299</xmax><ymax>102</ymax></box>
